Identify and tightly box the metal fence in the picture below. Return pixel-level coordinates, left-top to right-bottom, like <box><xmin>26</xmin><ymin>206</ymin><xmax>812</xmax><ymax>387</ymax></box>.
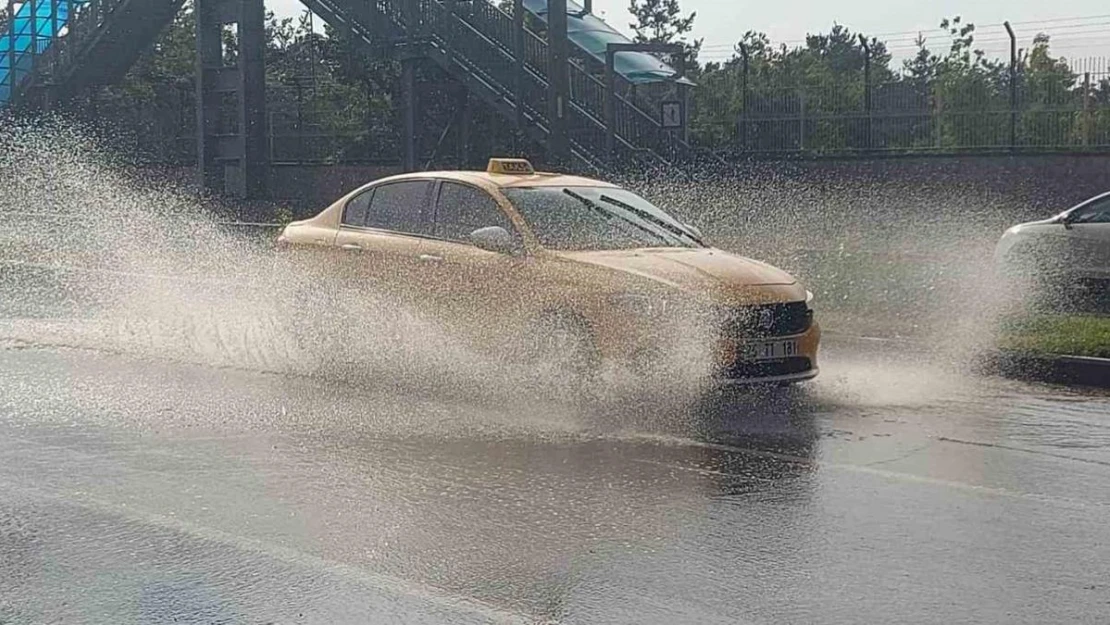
<box><xmin>75</xmin><ymin>77</ymin><xmax>404</xmax><ymax>166</ymax></box>
<box><xmin>75</xmin><ymin>55</ymin><xmax>1110</xmax><ymax>163</ymax></box>
<box><xmin>691</xmin><ymin>56</ymin><xmax>1110</xmax><ymax>154</ymax></box>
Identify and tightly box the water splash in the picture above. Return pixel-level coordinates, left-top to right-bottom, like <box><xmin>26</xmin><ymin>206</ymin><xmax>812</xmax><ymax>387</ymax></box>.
<box><xmin>0</xmin><ymin>121</ymin><xmax>721</xmax><ymax>425</ymax></box>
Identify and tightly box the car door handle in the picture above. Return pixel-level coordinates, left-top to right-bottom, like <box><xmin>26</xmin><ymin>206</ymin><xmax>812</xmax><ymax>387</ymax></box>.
<box><xmin>340</xmin><ymin>243</ymin><xmax>362</xmax><ymax>252</ymax></box>
<box><xmin>418</xmin><ymin>254</ymin><xmax>444</xmax><ymax>263</ymax></box>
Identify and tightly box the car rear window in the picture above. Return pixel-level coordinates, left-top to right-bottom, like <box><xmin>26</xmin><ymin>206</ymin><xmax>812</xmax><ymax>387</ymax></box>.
<box><xmin>366</xmin><ymin>181</ymin><xmax>434</xmax><ymax>236</ymax></box>
<box><xmin>343</xmin><ymin>189</ymin><xmax>373</xmax><ymax>227</ymax></box>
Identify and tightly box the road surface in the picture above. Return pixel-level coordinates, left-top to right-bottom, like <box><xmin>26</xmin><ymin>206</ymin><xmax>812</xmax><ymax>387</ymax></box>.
<box><xmin>1</xmin><ymin>336</ymin><xmax>1108</xmax><ymax>624</ymax></box>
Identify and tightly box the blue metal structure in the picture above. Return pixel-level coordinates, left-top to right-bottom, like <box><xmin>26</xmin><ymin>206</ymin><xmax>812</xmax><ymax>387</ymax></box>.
<box><xmin>0</xmin><ymin>0</ymin><xmax>85</xmax><ymax>105</ymax></box>
<box><xmin>2</xmin><ymin>0</ymin><xmax>183</xmax><ymax>108</ymax></box>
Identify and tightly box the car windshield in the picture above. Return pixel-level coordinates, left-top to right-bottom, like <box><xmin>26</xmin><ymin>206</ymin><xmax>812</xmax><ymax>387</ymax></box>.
<box><xmin>503</xmin><ymin>186</ymin><xmax>701</xmax><ymax>251</ymax></box>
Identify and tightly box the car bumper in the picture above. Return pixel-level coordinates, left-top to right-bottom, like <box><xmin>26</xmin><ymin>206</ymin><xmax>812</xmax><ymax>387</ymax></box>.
<box><xmin>712</xmin><ymin>357</ymin><xmax>819</xmax><ymax>386</ymax></box>
<box><xmin>595</xmin><ymin>314</ymin><xmax>821</xmax><ymax>385</ymax></box>
<box><xmin>714</xmin><ymin>367</ymin><xmax>820</xmax><ymax>387</ymax></box>
<box><xmin>713</xmin><ymin>323</ymin><xmax>821</xmax><ymax>385</ymax></box>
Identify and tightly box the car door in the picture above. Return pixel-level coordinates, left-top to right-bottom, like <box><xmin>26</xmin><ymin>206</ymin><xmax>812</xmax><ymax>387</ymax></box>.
<box><xmin>333</xmin><ymin>179</ymin><xmax>436</xmax><ymax>302</ymax></box>
<box><xmin>1064</xmin><ymin>194</ymin><xmax>1110</xmax><ymax>280</ymax></box>
<box><xmin>419</xmin><ymin>180</ymin><xmax>538</xmax><ymax>346</ymax></box>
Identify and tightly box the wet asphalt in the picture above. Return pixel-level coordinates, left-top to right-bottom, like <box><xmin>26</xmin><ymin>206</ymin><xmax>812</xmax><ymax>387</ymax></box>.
<box><xmin>0</xmin><ymin>338</ymin><xmax>1108</xmax><ymax>624</ymax></box>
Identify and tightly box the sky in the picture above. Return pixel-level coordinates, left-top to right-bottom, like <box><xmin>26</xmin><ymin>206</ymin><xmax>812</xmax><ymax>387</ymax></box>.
<box><xmin>266</xmin><ymin>0</ymin><xmax>1110</xmax><ymax>66</ymax></box>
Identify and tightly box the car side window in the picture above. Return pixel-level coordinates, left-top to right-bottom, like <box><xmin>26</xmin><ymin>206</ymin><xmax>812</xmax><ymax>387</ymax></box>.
<box><xmin>434</xmin><ymin>182</ymin><xmax>516</xmax><ymax>242</ymax></box>
<box><xmin>1071</xmin><ymin>197</ymin><xmax>1110</xmax><ymax>224</ymax></box>
<box><xmin>366</xmin><ymin>181</ymin><xmax>434</xmax><ymax>236</ymax></box>
<box><xmin>343</xmin><ymin>189</ymin><xmax>373</xmax><ymax>227</ymax></box>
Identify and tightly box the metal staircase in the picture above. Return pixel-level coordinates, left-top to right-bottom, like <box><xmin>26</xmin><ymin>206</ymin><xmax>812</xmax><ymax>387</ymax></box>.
<box><xmin>300</xmin><ymin>0</ymin><xmax>694</xmax><ymax>171</ymax></box>
<box><xmin>2</xmin><ymin>0</ymin><xmax>707</xmax><ymax>182</ymax></box>
<box><xmin>1</xmin><ymin>0</ymin><xmax>182</xmax><ymax>108</ymax></box>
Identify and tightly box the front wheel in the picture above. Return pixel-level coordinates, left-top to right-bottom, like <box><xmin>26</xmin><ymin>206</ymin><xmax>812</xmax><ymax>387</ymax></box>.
<box><xmin>523</xmin><ymin>313</ymin><xmax>601</xmax><ymax>402</ymax></box>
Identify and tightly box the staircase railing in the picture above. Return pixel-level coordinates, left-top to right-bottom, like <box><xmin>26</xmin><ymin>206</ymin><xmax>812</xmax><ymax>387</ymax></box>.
<box><xmin>440</xmin><ymin>0</ymin><xmax>682</xmax><ymax>161</ymax></box>
<box><xmin>310</xmin><ymin>0</ymin><xmax>683</xmax><ymax>170</ymax></box>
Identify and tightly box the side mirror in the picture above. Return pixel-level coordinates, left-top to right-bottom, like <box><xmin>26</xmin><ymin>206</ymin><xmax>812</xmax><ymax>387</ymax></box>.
<box><xmin>469</xmin><ymin>226</ymin><xmax>517</xmax><ymax>255</ymax></box>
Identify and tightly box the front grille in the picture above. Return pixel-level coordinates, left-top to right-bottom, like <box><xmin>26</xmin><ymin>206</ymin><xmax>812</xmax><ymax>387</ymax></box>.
<box><xmin>718</xmin><ymin>357</ymin><xmax>813</xmax><ymax>380</ymax></box>
<box><xmin>719</xmin><ymin>302</ymin><xmax>812</xmax><ymax>339</ymax></box>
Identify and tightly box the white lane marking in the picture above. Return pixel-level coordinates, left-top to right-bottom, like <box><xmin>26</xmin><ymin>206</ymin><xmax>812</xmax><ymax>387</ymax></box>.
<box><xmin>621</xmin><ymin>433</ymin><xmax>1110</xmax><ymax>512</ymax></box>
<box><xmin>0</xmin><ymin>480</ymin><xmax>540</xmax><ymax>625</ymax></box>
<box><xmin>938</xmin><ymin>436</ymin><xmax>1110</xmax><ymax>468</ymax></box>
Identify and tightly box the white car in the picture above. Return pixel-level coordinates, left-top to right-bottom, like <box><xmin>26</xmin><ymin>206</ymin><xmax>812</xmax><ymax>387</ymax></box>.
<box><xmin>995</xmin><ymin>192</ymin><xmax>1110</xmax><ymax>288</ymax></box>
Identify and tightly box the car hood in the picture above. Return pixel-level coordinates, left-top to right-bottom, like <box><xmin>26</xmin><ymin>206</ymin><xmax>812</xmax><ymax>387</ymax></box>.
<box><xmin>1005</xmin><ymin>215</ymin><xmax>1062</xmax><ymax>235</ymax></box>
<box><xmin>996</xmin><ymin>216</ymin><xmax>1064</xmax><ymax>257</ymax></box>
<box><xmin>555</xmin><ymin>247</ymin><xmax>799</xmax><ymax>291</ymax></box>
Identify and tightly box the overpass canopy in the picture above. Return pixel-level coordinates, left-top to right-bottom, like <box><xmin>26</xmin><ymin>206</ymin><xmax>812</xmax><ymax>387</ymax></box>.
<box><xmin>522</xmin><ymin>0</ymin><xmax>694</xmax><ymax>85</ymax></box>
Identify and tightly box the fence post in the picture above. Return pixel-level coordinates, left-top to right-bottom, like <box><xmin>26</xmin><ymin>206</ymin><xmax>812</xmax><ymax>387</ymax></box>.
<box><xmin>738</xmin><ymin>42</ymin><xmax>749</xmax><ymax>151</ymax></box>
<box><xmin>296</xmin><ymin>80</ymin><xmax>304</xmax><ymax>163</ymax></box>
<box><xmin>799</xmin><ymin>87</ymin><xmax>806</xmax><ymax>151</ymax></box>
<box><xmin>933</xmin><ymin>79</ymin><xmax>943</xmax><ymax>149</ymax></box>
<box><xmin>308</xmin><ymin>9</ymin><xmax>317</xmax><ymax>96</ymax></box>
<box><xmin>859</xmin><ymin>34</ymin><xmax>872</xmax><ymax>151</ymax></box>
<box><xmin>1083</xmin><ymin>71</ymin><xmax>1092</xmax><ymax>148</ymax></box>
<box><xmin>1004</xmin><ymin>21</ymin><xmax>1017</xmax><ymax>148</ymax></box>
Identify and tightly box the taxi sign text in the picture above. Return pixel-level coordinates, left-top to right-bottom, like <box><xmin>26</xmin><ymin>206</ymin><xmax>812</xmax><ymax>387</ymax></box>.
<box><xmin>487</xmin><ymin>158</ymin><xmax>535</xmax><ymax>175</ymax></box>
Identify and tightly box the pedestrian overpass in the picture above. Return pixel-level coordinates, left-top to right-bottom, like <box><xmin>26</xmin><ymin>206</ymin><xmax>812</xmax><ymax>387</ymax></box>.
<box><xmin>1</xmin><ymin>0</ymin><xmax>699</xmax><ymax>196</ymax></box>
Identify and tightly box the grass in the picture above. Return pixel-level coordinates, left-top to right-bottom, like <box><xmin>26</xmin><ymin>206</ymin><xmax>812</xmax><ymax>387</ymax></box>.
<box><xmin>997</xmin><ymin>314</ymin><xmax>1110</xmax><ymax>359</ymax></box>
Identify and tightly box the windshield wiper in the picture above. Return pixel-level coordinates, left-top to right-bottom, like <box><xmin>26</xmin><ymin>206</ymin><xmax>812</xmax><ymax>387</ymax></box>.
<box><xmin>562</xmin><ymin>189</ymin><xmax>670</xmax><ymax>245</ymax></box>
<box><xmin>598</xmin><ymin>194</ymin><xmax>704</xmax><ymax>246</ymax></box>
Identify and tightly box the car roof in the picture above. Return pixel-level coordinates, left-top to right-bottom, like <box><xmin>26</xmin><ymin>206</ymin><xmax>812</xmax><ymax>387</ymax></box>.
<box><xmin>371</xmin><ymin>170</ymin><xmax>621</xmax><ymax>190</ymax></box>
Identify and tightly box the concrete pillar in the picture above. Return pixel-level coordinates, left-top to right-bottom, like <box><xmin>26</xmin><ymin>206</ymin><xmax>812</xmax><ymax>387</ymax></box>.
<box><xmin>546</xmin><ymin>0</ymin><xmax>569</xmax><ymax>164</ymax></box>
<box><xmin>195</xmin><ymin>0</ymin><xmax>268</xmax><ymax>199</ymax></box>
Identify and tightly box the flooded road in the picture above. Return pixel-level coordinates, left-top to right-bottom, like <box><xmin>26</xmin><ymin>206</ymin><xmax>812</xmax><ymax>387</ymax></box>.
<box><xmin>1</xmin><ymin>340</ymin><xmax>1107</xmax><ymax>624</ymax></box>
<box><xmin>2</xmin><ymin>127</ymin><xmax>1109</xmax><ymax>623</ymax></box>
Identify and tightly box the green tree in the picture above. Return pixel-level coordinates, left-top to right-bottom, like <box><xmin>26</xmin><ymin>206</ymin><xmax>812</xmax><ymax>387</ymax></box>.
<box><xmin>628</xmin><ymin>0</ymin><xmax>701</xmax><ymax>69</ymax></box>
<box><xmin>1018</xmin><ymin>34</ymin><xmax>1079</xmax><ymax>147</ymax></box>
<box><xmin>928</xmin><ymin>16</ymin><xmax>1010</xmax><ymax>148</ymax></box>
<box><xmin>692</xmin><ymin>23</ymin><xmax>896</xmax><ymax>151</ymax></box>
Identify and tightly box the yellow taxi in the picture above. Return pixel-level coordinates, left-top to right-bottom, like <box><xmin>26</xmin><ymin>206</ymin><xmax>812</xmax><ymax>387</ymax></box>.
<box><xmin>278</xmin><ymin>159</ymin><xmax>820</xmax><ymax>386</ymax></box>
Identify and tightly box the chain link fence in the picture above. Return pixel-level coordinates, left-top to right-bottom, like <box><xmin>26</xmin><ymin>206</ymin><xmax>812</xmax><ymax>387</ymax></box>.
<box><xmin>692</xmin><ymin>56</ymin><xmax>1110</xmax><ymax>154</ymax></box>
<box><xmin>72</xmin><ymin>55</ymin><xmax>1110</xmax><ymax>163</ymax></box>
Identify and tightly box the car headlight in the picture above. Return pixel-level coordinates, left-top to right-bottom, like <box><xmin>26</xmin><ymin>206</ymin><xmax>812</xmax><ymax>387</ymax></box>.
<box><xmin>611</xmin><ymin>293</ymin><xmax>668</xmax><ymax>318</ymax></box>
<box><xmin>805</xmin><ymin>290</ymin><xmax>815</xmax><ymax>311</ymax></box>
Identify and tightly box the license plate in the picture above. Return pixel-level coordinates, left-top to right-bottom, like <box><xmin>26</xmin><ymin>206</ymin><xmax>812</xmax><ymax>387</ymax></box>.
<box><xmin>738</xmin><ymin>339</ymin><xmax>799</xmax><ymax>361</ymax></box>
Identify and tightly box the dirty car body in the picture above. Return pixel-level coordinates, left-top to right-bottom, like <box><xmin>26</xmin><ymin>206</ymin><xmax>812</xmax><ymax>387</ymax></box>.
<box><xmin>278</xmin><ymin>159</ymin><xmax>821</xmax><ymax>386</ymax></box>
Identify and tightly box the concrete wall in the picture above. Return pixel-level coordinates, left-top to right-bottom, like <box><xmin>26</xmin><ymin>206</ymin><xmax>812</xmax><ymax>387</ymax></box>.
<box><xmin>264</xmin><ymin>154</ymin><xmax>1107</xmax><ymax>217</ymax></box>
<box><xmin>734</xmin><ymin>154</ymin><xmax>1110</xmax><ymax>218</ymax></box>
<box><xmin>153</xmin><ymin>154</ymin><xmax>1108</xmax><ymax>223</ymax></box>
<box><xmin>268</xmin><ymin>164</ymin><xmax>405</xmax><ymax>210</ymax></box>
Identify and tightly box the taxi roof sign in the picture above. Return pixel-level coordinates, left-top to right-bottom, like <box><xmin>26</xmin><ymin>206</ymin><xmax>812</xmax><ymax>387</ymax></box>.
<box><xmin>487</xmin><ymin>158</ymin><xmax>535</xmax><ymax>175</ymax></box>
